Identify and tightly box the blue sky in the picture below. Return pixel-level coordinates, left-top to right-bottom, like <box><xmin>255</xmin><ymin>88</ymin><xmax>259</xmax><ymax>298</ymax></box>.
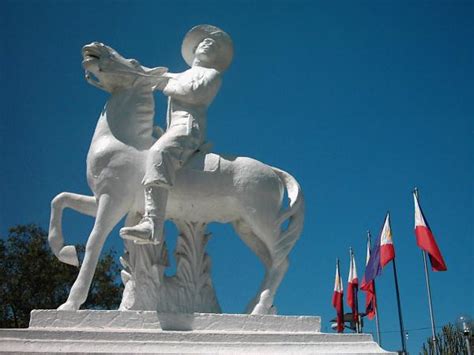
<box><xmin>1</xmin><ymin>0</ymin><xmax>472</xmax><ymax>352</ymax></box>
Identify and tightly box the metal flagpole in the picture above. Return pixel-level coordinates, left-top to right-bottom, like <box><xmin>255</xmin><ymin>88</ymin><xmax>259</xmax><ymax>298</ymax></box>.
<box><xmin>415</xmin><ymin>188</ymin><xmax>438</xmax><ymax>349</ymax></box>
<box><xmin>392</xmin><ymin>258</ymin><xmax>407</xmax><ymax>354</ymax></box>
<box><xmin>372</xmin><ymin>279</ymin><xmax>382</xmax><ymax>345</ymax></box>
<box><xmin>354</xmin><ymin>281</ymin><xmax>360</xmax><ymax>333</ymax></box>
<box><xmin>367</xmin><ymin>231</ymin><xmax>381</xmax><ymax>344</ymax></box>
<box><xmin>336</xmin><ymin>258</ymin><xmax>344</xmax><ymax>333</ymax></box>
<box><xmin>350</xmin><ymin>247</ymin><xmax>360</xmax><ymax>333</ymax></box>
<box><xmin>422</xmin><ymin>251</ymin><xmax>437</xmax><ymax>350</ymax></box>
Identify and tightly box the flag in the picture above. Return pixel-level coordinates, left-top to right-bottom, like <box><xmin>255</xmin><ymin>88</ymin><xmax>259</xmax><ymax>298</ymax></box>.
<box><xmin>363</xmin><ymin>212</ymin><xmax>395</xmax><ymax>284</ymax></box>
<box><xmin>362</xmin><ymin>280</ymin><xmax>376</xmax><ymax>320</ymax></box>
<box><xmin>360</xmin><ymin>233</ymin><xmax>377</xmax><ymax>320</ymax></box>
<box><xmin>332</xmin><ymin>259</ymin><xmax>344</xmax><ymax>333</ymax></box>
<box><xmin>380</xmin><ymin>213</ymin><xmax>395</xmax><ymax>267</ymax></box>
<box><xmin>414</xmin><ymin>191</ymin><xmax>447</xmax><ymax>271</ymax></box>
<box><xmin>347</xmin><ymin>249</ymin><xmax>359</xmax><ymax>323</ymax></box>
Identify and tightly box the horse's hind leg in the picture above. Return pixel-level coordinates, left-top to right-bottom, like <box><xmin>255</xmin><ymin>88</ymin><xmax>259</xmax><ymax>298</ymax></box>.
<box><xmin>233</xmin><ymin>219</ymin><xmax>279</xmax><ymax>314</ymax></box>
<box><xmin>250</xmin><ymin>257</ymin><xmax>289</xmax><ymax>315</ymax></box>
<box><xmin>49</xmin><ymin>192</ymin><xmax>98</xmax><ymax>266</ymax></box>
<box><xmin>234</xmin><ymin>217</ymin><xmax>291</xmax><ymax>315</ymax></box>
<box><xmin>58</xmin><ymin>194</ymin><xmax>128</xmax><ymax>310</ymax></box>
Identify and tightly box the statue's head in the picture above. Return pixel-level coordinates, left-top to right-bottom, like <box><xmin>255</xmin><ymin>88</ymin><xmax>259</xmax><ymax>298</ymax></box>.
<box><xmin>82</xmin><ymin>42</ymin><xmax>166</xmax><ymax>93</ymax></box>
<box><xmin>181</xmin><ymin>25</ymin><xmax>233</xmax><ymax>72</ymax></box>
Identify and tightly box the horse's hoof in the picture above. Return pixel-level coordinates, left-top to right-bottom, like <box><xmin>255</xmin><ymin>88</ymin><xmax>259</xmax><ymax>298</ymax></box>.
<box><xmin>58</xmin><ymin>245</ymin><xmax>80</xmax><ymax>267</ymax></box>
<box><xmin>251</xmin><ymin>289</ymin><xmax>274</xmax><ymax>315</ymax></box>
<box><xmin>251</xmin><ymin>303</ymin><xmax>270</xmax><ymax>315</ymax></box>
<box><xmin>58</xmin><ymin>301</ymin><xmax>79</xmax><ymax>311</ymax></box>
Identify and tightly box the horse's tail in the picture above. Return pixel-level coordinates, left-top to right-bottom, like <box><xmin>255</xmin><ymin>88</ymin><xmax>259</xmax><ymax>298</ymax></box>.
<box><xmin>271</xmin><ymin>167</ymin><xmax>305</xmax><ymax>265</ymax></box>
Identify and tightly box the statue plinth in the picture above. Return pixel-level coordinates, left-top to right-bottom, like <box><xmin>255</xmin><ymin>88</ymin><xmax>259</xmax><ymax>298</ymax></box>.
<box><xmin>0</xmin><ymin>310</ymin><xmax>395</xmax><ymax>354</ymax></box>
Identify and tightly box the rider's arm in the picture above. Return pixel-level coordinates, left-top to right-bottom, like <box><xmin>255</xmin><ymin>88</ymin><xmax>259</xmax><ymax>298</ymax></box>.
<box><xmin>163</xmin><ymin>69</ymin><xmax>222</xmax><ymax>105</ymax></box>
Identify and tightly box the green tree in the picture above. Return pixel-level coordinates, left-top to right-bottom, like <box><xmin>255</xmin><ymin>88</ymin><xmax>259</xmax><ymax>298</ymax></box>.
<box><xmin>421</xmin><ymin>323</ymin><xmax>473</xmax><ymax>355</ymax></box>
<box><xmin>0</xmin><ymin>224</ymin><xmax>123</xmax><ymax>328</ymax></box>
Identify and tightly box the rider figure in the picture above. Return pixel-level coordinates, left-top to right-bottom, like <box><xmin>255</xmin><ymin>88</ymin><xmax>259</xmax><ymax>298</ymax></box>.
<box><xmin>120</xmin><ymin>25</ymin><xmax>233</xmax><ymax>244</ymax></box>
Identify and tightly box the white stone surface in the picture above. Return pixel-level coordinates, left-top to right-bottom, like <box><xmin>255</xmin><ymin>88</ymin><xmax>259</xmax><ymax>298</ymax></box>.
<box><xmin>29</xmin><ymin>310</ymin><xmax>321</xmax><ymax>332</ymax></box>
<box><xmin>0</xmin><ymin>311</ymin><xmax>395</xmax><ymax>354</ymax></box>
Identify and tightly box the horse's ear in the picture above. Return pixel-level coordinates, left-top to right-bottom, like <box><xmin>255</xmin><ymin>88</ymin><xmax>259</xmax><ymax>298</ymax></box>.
<box><xmin>145</xmin><ymin>66</ymin><xmax>168</xmax><ymax>77</ymax></box>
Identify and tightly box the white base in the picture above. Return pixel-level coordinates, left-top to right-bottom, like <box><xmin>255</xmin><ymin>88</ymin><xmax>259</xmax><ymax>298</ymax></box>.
<box><xmin>0</xmin><ymin>310</ymin><xmax>395</xmax><ymax>354</ymax></box>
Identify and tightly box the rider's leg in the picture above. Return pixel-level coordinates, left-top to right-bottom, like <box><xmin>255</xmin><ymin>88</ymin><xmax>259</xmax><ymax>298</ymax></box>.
<box><xmin>119</xmin><ymin>142</ymin><xmax>177</xmax><ymax>244</ymax></box>
<box><xmin>120</xmin><ymin>126</ymin><xmax>202</xmax><ymax>244</ymax></box>
<box><xmin>120</xmin><ymin>184</ymin><xmax>168</xmax><ymax>244</ymax></box>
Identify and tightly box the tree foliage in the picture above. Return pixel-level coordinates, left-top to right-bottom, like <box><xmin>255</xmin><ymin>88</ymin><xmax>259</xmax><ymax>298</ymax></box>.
<box><xmin>421</xmin><ymin>323</ymin><xmax>473</xmax><ymax>355</ymax></box>
<box><xmin>0</xmin><ymin>224</ymin><xmax>123</xmax><ymax>328</ymax></box>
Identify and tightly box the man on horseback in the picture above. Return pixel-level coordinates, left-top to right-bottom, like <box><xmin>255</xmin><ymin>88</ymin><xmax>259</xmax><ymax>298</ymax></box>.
<box><xmin>120</xmin><ymin>25</ymin><xmax>233</xmax><ymax>245</ymax></box>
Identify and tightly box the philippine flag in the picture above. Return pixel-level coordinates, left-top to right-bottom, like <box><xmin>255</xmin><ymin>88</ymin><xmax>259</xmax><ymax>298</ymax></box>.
<box><xmin>414</xmin><ymin>191</ymin><xmax>447</xmax><ymax>271</ymax></box>
<box><xmin>347</xmin><ymin>249</ymin><xmax>359</xmax><ymax>322</ymax></box>
<box><xmin>332</xmin><ymin>260</ymin><xmax>344</xmax><ymax>333</ymax></box>
<box><xmin>363</xmin><ymin>213</ymin><xmax>395</xmax><ymax>285</ymax></box>
<box><xmin>360</xmin><ymin>234</ymin><xmax>376</xmax><ymax>320</ymax></box>
<box><xmin>379</xmin><ymin>213</ymin><xmax>395</xmax><ymax>267</ymax></box>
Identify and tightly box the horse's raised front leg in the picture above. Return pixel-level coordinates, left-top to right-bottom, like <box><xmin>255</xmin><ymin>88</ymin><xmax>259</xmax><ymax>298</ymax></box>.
<box><xmin>58</xmin><ymin>193</ymin><xmax>128</xmax><ymax>310</ymax></box>
<box><xmin>49</xmin><ymin>192</ymin><xmax>98</xmax><ymax>266</ymax></box>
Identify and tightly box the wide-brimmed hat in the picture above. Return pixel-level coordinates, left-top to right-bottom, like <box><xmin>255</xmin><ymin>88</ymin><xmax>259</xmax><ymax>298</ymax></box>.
<box><xmin>181</xmin><ymin>25</ymin><xmax>233</xmax><ymax>72</ymax></box>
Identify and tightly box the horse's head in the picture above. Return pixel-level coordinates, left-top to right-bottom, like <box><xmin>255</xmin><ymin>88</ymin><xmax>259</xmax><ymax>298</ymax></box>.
<box><xmin>82</xmin><ymin>42</ymin><xmax>167</xmax><ymax>93</ymax></box>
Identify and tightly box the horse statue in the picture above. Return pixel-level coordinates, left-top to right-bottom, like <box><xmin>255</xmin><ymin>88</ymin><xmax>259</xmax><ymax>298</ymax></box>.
<box><xmin>48</xmin><ymin>42</ymin><xmax>304</xmax><ymax>315</ymax></box>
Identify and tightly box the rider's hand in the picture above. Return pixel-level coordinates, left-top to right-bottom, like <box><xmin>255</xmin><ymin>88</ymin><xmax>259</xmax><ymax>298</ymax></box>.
<box><xmin>152</xmin><ymin>77</ymin><xmax>170</xmax><ymax>91</ymax></box>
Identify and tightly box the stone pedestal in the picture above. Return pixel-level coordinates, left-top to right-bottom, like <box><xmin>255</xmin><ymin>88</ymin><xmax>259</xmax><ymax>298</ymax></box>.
<box><xmin>0</xmin><ymin>310</ymin><xmax>395</xmax><ymax>354</ymax></box>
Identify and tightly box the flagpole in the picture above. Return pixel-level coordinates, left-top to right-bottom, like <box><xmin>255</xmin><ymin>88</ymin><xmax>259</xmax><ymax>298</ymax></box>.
<box><xmin>415</xmin><ymin>187</ymin><xmax>437</xmax><ymax>348</ymax></box>
<box><xmin>392</xmin><ymin>258</ymin><xmax>407</xmax><ymax>354</ymax></box>
<box><xmin>349</xmin><ymin>247</ymin><xmax>360</xmax><ymax>333</ymax></box>
<box><xmin>336</xmin><ymin>258</ymin><xmax>344</xmax><ymax>333</ymax></box>
<box><xmin>354</xmin><ymin>282</ymin><xmax>360</xmax><ymax>333</ymax></box>
<box><xmin>422</xmin><ymin>251</ymin><xmax>437</xmax><ymax>346</ymax></box>
<box><xmin>367</xmin><ymin>231</ymin><xmax>381</xmax><ymax>344</ymax></box>
<box><xmin>372</xmin><ymin>279</ymin><xmax>382</xmax><ymax>344</ymax></box>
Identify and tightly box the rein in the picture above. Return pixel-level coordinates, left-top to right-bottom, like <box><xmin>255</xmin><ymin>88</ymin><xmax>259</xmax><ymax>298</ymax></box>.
<box><xmin>85</xmin><ymin>58</ymin><xmax>165</xmax><ymax>91</ymax></box>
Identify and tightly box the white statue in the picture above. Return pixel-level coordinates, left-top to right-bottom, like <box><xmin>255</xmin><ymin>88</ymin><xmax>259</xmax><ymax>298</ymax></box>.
<box><xmin>48</xmin><ymin>25</ymin><xmax>305</xmax><ymax>315</ymax></box>
<box><xmin>120</xmin><ymin>26</ymin><xmax>231</xmax><ymax>246</ymax></box>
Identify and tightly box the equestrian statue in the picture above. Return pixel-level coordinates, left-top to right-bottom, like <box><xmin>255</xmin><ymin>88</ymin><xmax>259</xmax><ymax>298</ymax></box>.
<box><xmin>48</xmin><ymin>25</ymin><xmax>305</xmax><ymax>315</ymax></box>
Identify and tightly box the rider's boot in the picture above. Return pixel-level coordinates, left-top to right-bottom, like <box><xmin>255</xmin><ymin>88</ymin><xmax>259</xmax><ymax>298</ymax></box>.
<box><xmin>120</xmin><ymin>185</ymin><xmax>168</xmax><ymax>245</ymax></box>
